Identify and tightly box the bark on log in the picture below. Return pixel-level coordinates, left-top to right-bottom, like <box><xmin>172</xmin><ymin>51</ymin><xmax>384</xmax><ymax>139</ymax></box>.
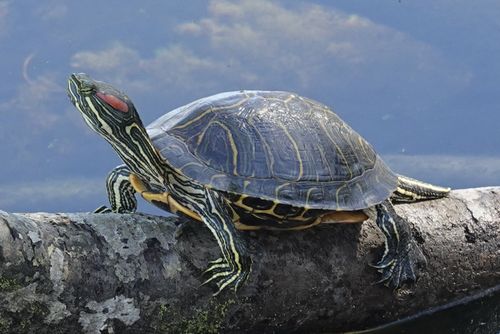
<box><xmin>0</xmin><ymin>187</ymin><xmax>499</xmax><ymax>333</ymax></box>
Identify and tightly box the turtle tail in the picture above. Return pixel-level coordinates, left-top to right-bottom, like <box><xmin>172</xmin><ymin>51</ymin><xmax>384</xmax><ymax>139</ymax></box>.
<box><xmin>391</xmin><ymin>175</ymin><xmax>450</xmax><ymax>203</ymax></box>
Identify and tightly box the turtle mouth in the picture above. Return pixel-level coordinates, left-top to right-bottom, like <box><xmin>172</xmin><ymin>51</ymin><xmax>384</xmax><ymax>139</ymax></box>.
<box><xmin>67</xmin><ymin>73</ymin><xmax>104</xmax><ymax>131</ymax></box>
<box><xmin>67</xmin><ymin>73</ymin><xmax>100</xmax><ymax>117</ymax></box>
<box><xmin>67</xmin><ymin>73</ymin><xmax>90</xmax><ymax>106</ymax></box>
<box><xmin>67</xmin><ymin>73</ymin><xmax>94</xmax><ymax>100</ymax></box>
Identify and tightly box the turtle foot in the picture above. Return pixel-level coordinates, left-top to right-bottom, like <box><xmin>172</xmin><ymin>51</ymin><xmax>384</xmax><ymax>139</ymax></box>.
<box><xmin>374</xmin><ymin>200</ymin><xmax>426</xmax><ymax>289</ymax></box>
<box><xmin>202</xmin><ymin>257</ymin><xmax>252</xmax><ymax>295</ymax></box>
<box><xmin>374</xmin><ymin>240</ymin><xmax>426</xmax><ymax>288</ymax></box>
<box><xmin>93</xmin><ymin>205</ymin><xmax>136</xmax><ymax>214</ymax></box>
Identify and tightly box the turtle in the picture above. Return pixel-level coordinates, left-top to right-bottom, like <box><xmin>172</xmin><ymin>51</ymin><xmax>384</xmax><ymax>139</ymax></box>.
<box><xmin>67</xmin><ymin>73</ymin><xmax>450</xmax><ymax>295</ymax></box>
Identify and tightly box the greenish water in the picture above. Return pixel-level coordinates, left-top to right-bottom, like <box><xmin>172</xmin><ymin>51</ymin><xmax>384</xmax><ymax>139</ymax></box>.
<box><xmin>349</xmin><ymin>285</ymin><xmax>500</xmax><ymax>334</ymax></box>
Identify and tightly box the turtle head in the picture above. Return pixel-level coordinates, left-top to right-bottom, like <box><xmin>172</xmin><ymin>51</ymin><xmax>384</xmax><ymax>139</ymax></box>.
<box><xmin>67</xmin><ymin>73</ymin><xmax>165</xmax><ymax>185</ymax></box>
<box><xmin>67</xmin><ymin>73</ymin><xmax>144</xmax><ymax>137</ymax></box>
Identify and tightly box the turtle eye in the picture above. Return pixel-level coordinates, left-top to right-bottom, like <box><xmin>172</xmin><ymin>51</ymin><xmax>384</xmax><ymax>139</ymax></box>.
<box><xmin>96</xmin><ymin>92</ymin><xmax>129</xmax><ymax>113</ymax></box>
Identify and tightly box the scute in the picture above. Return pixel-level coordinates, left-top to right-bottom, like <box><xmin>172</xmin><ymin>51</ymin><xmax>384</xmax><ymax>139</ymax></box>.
<box><xmin>147</xmin><ymin>91</ymin><xmax>397</xmax><ymax>210</ymax></box>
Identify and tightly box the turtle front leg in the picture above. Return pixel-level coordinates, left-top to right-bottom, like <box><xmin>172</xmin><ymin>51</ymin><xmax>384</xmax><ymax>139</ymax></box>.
<box><xmin>194</xmin><ymin>188</ymin><xmax>252</xmax><ymax>295</ymax></box>
<box><xmin>372</xmin><ymin>200</ymin><xmax>426</xmax><ymax>288</ymax></box>
<box><xmin>95</xmin><ymin>165</ymin><xmax>137</xmax><ymax>213</ymax></box>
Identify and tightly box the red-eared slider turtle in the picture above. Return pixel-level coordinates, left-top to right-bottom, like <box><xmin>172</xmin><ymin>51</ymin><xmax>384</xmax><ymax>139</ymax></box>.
<box><xmin>67</xmin><ymin>73</ymin><xmax>450</xmax><ymax>294</ymax></box>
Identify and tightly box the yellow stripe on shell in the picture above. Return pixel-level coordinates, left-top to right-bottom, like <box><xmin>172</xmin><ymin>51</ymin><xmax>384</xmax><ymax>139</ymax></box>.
<box><xmin>319</xmin><ymin>108</ymin><xmax>353</xmax><ymax>180</ymax></box>
<box><xmin>275</xmin><ymin>121</ymin><xmax>304</xmax><ymax>181</ymax></box>
<box><xmin>196</xmin><ymin>120</ymin><xmax>239</xmax><ymax>175</ymax></box>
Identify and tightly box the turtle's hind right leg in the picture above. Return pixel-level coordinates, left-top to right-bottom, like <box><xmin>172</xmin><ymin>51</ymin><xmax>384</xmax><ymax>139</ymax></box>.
<box><xmin>391</xmin><ymin>174</ymin><xmax>450</xmax><ymax>203</ymax></box>
<box><xmin>372</xmin><ymin>200</ymin><xmax>426</xmax><ymax>288</ymax></box>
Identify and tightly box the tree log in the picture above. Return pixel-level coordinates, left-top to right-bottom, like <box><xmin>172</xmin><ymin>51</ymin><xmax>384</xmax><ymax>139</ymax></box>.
<box><xmin>0</xmin><ymin>187</ymin><xmax>499</xmax><ymax>333</ymax></box>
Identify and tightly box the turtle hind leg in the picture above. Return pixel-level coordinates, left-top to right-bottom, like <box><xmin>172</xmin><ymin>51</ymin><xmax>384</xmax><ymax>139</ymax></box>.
<box><xmin>392</xmin><ymin>174</ymin><xmax>450</xmax><ymax>203</ymax></box>
<box><xmin>94</xmin><ymin>165</ymin><xmax>137</xmax><ymax>213</ymax></box>
<box><xmin>373</xmin><ymin>200</ymin><xmax>426</xmax><ymax>288</ymax></box>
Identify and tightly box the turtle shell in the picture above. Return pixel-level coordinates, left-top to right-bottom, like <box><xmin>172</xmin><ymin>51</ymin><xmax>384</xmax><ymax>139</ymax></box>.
<box><xmin>147</xmin><ymin>91</ymin><xmax>397</xmax><ymax>210</ymax></box>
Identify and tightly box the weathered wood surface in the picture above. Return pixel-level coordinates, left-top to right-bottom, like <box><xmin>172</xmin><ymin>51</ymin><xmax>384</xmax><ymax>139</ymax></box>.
<box><xmin>0</xmin><ymin>187</ymin><xmax>499</xmax><ymax>333</ymax></box>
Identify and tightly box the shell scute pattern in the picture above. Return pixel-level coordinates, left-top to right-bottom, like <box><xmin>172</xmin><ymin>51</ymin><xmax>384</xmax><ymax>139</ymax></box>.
<box><xmin>147</xmin><ymin>91</ymin><xmax>397</xmax><ymax>210</ymax></box>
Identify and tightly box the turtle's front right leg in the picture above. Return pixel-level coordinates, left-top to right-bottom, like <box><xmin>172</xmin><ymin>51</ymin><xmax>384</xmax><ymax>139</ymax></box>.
<box><xmin>193</xmin><ymin>188</ymin><xmax>252</xmax><ymax>295</ymax></box>
<box><xmin>95</xmin><ymin>165</ymin><xmax>138</xmax><ymax>213</ymax></box>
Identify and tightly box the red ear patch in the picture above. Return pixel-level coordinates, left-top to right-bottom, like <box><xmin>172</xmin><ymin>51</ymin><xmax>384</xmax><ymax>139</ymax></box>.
<box><xmin>96</xmin><ymin>92</ymin><xmax>129</xmax><ymax>113</ymax></box>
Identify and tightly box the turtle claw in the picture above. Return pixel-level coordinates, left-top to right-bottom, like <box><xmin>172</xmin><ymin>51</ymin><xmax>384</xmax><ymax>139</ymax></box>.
<box><xmin>371</xmin><ymin>248</ymin><xmax>397</xmax><ymax>269</ymax></box>
<box><xmin>208</xmin><ymin>258</ymin><xmax>226</xmax><ymax>266</ymax></box>
<box><xmin>201</xmin><ymin>257</ymin><xmax>252</xmax><ymax>295</ymax></box>
<box><xmin>201</xmin><ymin>269</ymin><xmax>230</xmax><ymax>287</ymax></box>
<box><xmin>200</xmin><ymin>274</ymin><xmax>220</xmax><ymax>287</ymax></box>
<box><xmin>370</xmin><ymin>257</ymin><xmax>394</xmax><ymax>269</ymax></box>
<box><xmin>374</xmin><ymin>241</ymin><xmax>425</xmax><ymax>288</ymax></box>
<box><xmin>94</xmin><ymin>206</ymin><xmax>112</xmax><ymax>213</ymax></box>
<box><xmin>202</xmin><ymin>258</ymin><xmax>230</xmax><ymax>276</ymax></box>
<box><xmin>94</xmin><ymin>205</ymin><xmax>136</xmax><ymax>214</ymax></box>
<box><xmin>373</xmin><ymin>262</ymin><xmax>399</xmax><ymax>286</ymax></box>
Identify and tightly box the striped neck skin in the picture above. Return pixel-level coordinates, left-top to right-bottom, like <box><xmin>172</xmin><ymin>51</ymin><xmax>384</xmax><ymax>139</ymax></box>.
<box><xmin>107</xmin><ymin>124</ymin><xmax>168</xmax><ymax>187</ymax></box>
<box><xmin>67</xmin><ymin>73</ymin><xmax>172</xmax><ymax>188</ymax></box>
